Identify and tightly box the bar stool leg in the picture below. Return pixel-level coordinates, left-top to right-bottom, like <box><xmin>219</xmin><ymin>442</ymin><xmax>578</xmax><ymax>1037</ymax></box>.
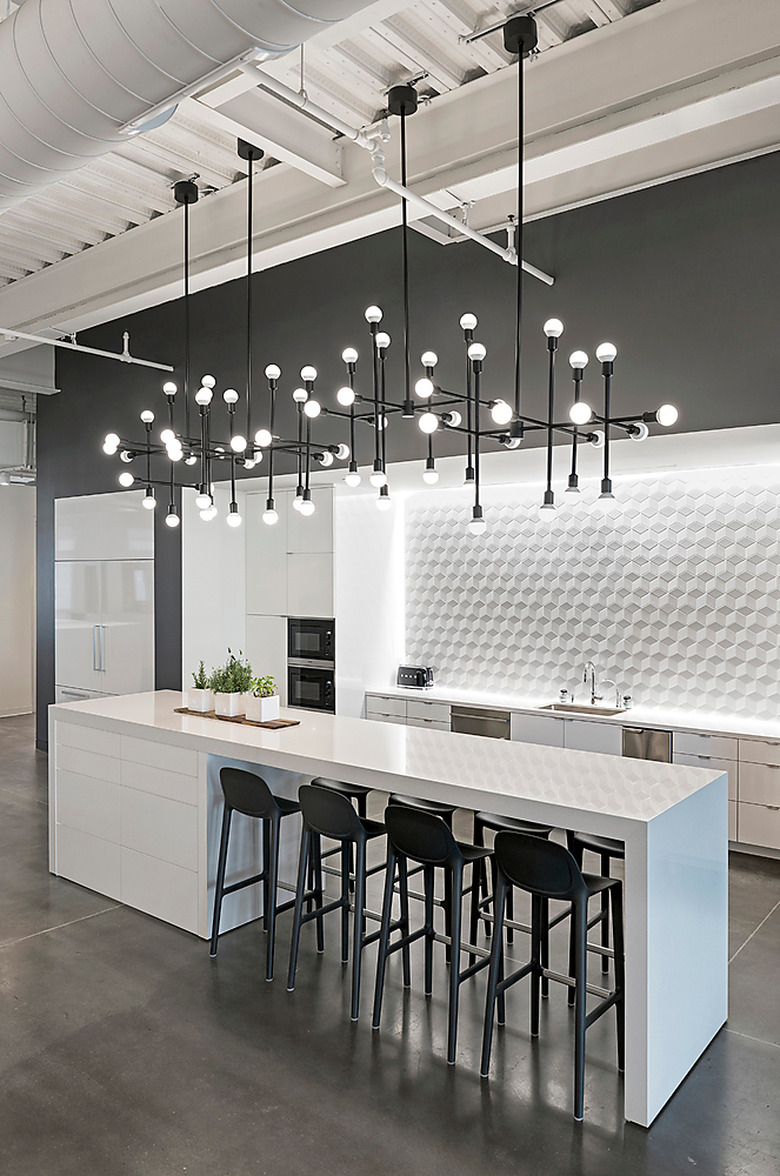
<box><xmin>474</xmin><ymin>817</ymin><xmax>490</xmax><ymax>937</ymax></box>
<box><xmin>210</xmin><ymin>804</ymin><xmax>233</xmax><ymax>957</ymax></box>
<box><xmin>287</xmin><ymin>826</ymin><xmax>312</xmax><ymax>991</ymax></box>
<box><xmin>313</xmin><ymin>834</ymin><xmax>325</xmax><ymax>953</ymax></box>
<box><xmin>611</xmin><ymin>883</ymin><xmax>626</xmax><ymax>1072</ymax></box>
<box><xmin>541</xmin><ymin>897</ymin><xmax>549</xmax><ymax>999</ymax></box>
<box><xmin>444</xmin><ymin>869</ymin><xmax>453</xmax><ymax>964</ymax></box>
<box><xmin>506</xmin><ymin>881</ymin><xmax>515</xmax><ymax>946</ymax></box>
<box><xmin>600</xmin><ymin>851</ymin><xmax>611</xmax><ymax>973</ymax></box>
<box><xmin>265</xmin><ymin>812</ymin><xmax>281</xmax><ymax>982</ymax></box>
<box><xmin>530</xmin><ymin>893</ymin><xmax>542</xmax><ymax>1037</ymax></box>
<box><xmin>350</xmin><ymin>836</ymin><xmax>367</xmax><ymax>1021</ymax></box>
<box><xmin>446</xmin><ymin>861</ymin><xmax>464</xmax><ymax>1065</ymax></box>
<box><xmin>423</xmin><ymin>863</ymin><xmax>435</xmax><ymax>997</ymax></box>
<box><xmin>340</xmin><ymin>842</ymin><xmax>351</xmax><ymax>964</ymax></box>
<box><xmin>398</xmin><ymin>855</ymin><xmax>412</xmax><ymax>989</ymax></box>
<box><xmin>262</xmin><ymin>819</ymin><xmax>271</xmax><ymax>930</ymax></box>
<box><xmin>468</xmin><ymin>857</ymin><xmax>481</xmax><ymax>967</ymax></box>
<box><xmin>573</xmin><ymin>896</ymin><xmax>588</xmax><ymax>1122</ymax></box>
<box><xmin>480</xmin><ymin>871</ymin><xmax>508</xmax><ymax>1077</ymax></box>
<box><xmin>371</xmin><ymin>846</ymin><xmax>397</xmax><ymax>1030</ymax></box>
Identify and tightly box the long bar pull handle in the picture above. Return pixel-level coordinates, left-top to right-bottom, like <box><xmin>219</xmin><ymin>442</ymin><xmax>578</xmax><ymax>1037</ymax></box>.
<box><xmin>92</xmin><ymin>625</ymin><xmax>99</xmax><ymax>671</ymax></box>
<box><xmin>100</xmin><ymin>626</ymin><xmax>107</xmax><ymax>673</ymax></box>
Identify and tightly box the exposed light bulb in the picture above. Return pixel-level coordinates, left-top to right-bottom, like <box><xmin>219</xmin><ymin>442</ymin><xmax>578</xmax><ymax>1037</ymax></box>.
<box><xmin>159</xmin><ymin>429</ymin><xmax>175</xmax><ymax>445</ymax></box>
<box><xmin>223</xmin><ymin>388</ymin><xmax>239</xmax><ymax>404</ymax></box>
<box><xmin>419</xmin><ymin>411</ymin><xmax>439</xmax><ymax>434</ymax></box>
<box><xmin>201</xmin><ymin>374</ymin><xmax>216</xmax><ymax>389</ymax></box>
<box><xmin>318</xmin><ymin>451</ymin><xmax>334</xmax><ymax>467</ymax></box>
<box><xmin>569</xmin><ymin>350</ymin><xmax>589</xmax><ymax>369</ymax></box>
<box><xmin>265</xmin><ymin>363</ymin><xmax>281</xmax><ymax>381</ymax></box>
<box><xmin>459</xmin><ymin>313</ymin><xmax>477</xmax><ymax>332</ymax></box>
<box><xmin>167</xmin><ymin>445</ymin><xmax>183</xmax><ymax>462</ymax></box>
<box><xmin>230</xmin><ymin>434</ymin><xmax>247</xmax><ymax>452</ymax></box>
<box><xmin>303</xmin><ymin>398</ymin><xmax>321</xmax><ymax>418</ymax></box>
<box><xmin>345</xmin><ymin>469</ymin><xmax>362</xmax><ymax>488</ymax></box>
<box><xmin>467</xmin><ymin>342</ymin><xmax>486</xmax><ymax>362</ymax></box>
<box><xmin>292</xmin><ymin>387</ymin><xmax>308</xmax><ymax>403</ymax></box>
<box><xmin>184</xmin><ymin>454</ymin><xmax>198</xmax><ymax>466</ymax></box>
<box><xmin>140</xmin><ymin>410</ymin><xmax>155</xmax><ymax>424</ymax></box>
<box><xmin>335</xmin><ymin>443</ymin><xmax>350</xmax><ymax>461</ymax></box>
<box><xmin>596</xmin><ymin>342</ymin><xmax>618</xmax><ymax>363</ymax></box>
<box><xmin>226</xmin><ymin>512</ymin><xmax>242</xmax><ymax>528</ymax></box>
<box><xmin>262</xmin><ymin>508</ymin><xmax>279</xmax><ymax>526</ymax></box>
<box><xmin>491</xmin><ymin>400</ymin><xmax>513</xmax><ymax>426</ymax></box>
<box><xmin>194</xmin><ymin>492</ymin><xmax>212</xmax><ymax>510</ymax></box>
<box><xmin>375</xmin><ymin>414</ymin><xmax>388</xmax><ymax>431</ymax></box>
<box><xmin>118</xmin><ymin>472</ymin><xmax>134</xmax><ymax>487</ymax></box>
<box><xmin>500</xmin><ymin>436</ymin><xmax>522</xmax><ymax>450</ymax></box>
<box><xmin>656</xmin><ymin>404</ymin><xmax>678</xmax><ymax>427</ymax></box>
<box><xmin>369</xmin><ymin>469</ymin><xmax>387</xmax><ymax>488</ymax></box>
<box><xmin>543</xmin><ymin>318</ymin><xmax>564</xmax><ymax>338</ymax></box>
<box><xmin>243</xmin><ymin>457</ymin><xmax>257</xmax><ymax>470</ymax></box>
<box><xmin>195</xmin><ymin>388</ymin><xmax>213</xmax><ymax>406</ymax></box>
<box><xmin>299</xmin><ymin>497</ymin><xmax>316</xmax><ymax>517</ymax></box>
<box><xmin>300</xmin><ymin>365</ymin><xmax>317</xmax><ymax>382</ymax></box>
<box><xmin>590</xmin><ymin>430</ymin><xmax>606</xmax><ymax>448</ymax></box>
<box><xmin>443</xmin><ymin>411</ymin><xmax>462</xmax><ymax>428</ymax></box>
<box><xmin>142</xmin><ymin>491</ymin><xmax>156</xmax><ymax>510</ymax></box>
<box><xmin>364</xmin><ymin>305</ymin><xmax>383</xmax><ymax>323</ymax></box>
<box><xmin>376</xmin><ymin>492</ymin><xmax>392</xmax><ymax>511</ymax></box>
<box><xmin>342</xmin><ymin>347</ymin><xmax>358</xmax><ymax>365</ymax></box>
<box><xmin>420</xmin><ymin>350</ymin><xmax>438</xmax><ymax>368</ymax></box>
<box><xmin>468</xmin><ymin>517</ymin><xmax>486</xmax><ymax>534</ymax></box>
<box><xmin>200</xmin><ymin>505</ymin><xmax>218</xmax><ymax>522</ymax></box>
<box><xmin>629</xmin><ymin>422</ymin><xmax>650</xmax><ymax>442</ymax></box>
<box><xmin>569</xmin><ymin>401</ymin><xmax>593</xmax><ymax>425</ymax></box>
<box><xmin>255</xmin><ymin>428</ymin><xmax>273</xmax><ymax>448</ymax></box>
<box><xmin>162</xmin><ymin>381</ymin><xmax>177</xmax><ymax>396</ymax></box>
<box><xmin>292</xmin><ymin>494</ymin><xmax>304</xmax><ymax>511</ymax></box>
<box><xmin>165</xmin><ymin>511</ymin><xmax>180</xmax><ymax>529</ymax></box>
<box><xmin>422</xmin><ymin>468</ymin><xmax>439</xmax><ymax>485</ymax></box>
<box><xmin>415</xmin><ymin>377</ymin><xmax>434</xmax><ymax>399</ymax></box>
<box><xmin>337</xmin><ymin>386</ymin><xmax>355</xmax><ymax>407</ymax></box>
<box><xmin>375</xmin><ymin>332</ymin><xmax>391</xmax><ymax>350</ymax></box>
<box><xmin>102</xmin><ymin>432</ymin><xmax>120</xmax><ymax>455</ymax></box>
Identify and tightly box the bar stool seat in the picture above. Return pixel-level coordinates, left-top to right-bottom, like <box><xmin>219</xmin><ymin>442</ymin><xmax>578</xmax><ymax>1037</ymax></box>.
<box><xmin>389</xmin><ymin>793</ymin><xmax>456</xmax><ymax>824</ymax></box>
<box><xmin>210</xmin><ymin>767</ymin><xmax>300</xmax><ymax>982</ymax></box>
<box><xmin>312</xmin><ymin>776</ymin><xmax>372</xmax><ymax>819</ymax></box>
<box><xmin>569</xmin><ymin>831</ymin><xmax>624</xmax><ymax>858</ymax></box>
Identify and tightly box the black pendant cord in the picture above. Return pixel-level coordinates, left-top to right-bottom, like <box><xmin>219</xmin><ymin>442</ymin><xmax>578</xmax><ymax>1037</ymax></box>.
<box><xmin>145</xmin><ymin>423</ymin><xmax>152</xmax><ymax>487</ymax></box>
<box><xmin>348</xmin><ymin>368</ymin><xmax>357</xmax><ymax>463</ymax></box>
<box><xmin>465</xmin><ymin>345</ymin><xmax>473</xmax><ymax>478</ymax></box>
<box><xmin>513</xmin><ymin>53</ymin><xmax>525</xmax><ymax>420</ymax></box>
<box><xmin>267</xmin><ymin>378</ymin><xmax>276</xmax><ymax>502</ymax></box>
<box><xmin>569</xmin><ymin>369</ymin><xmax>581</xmax><ymax>488</ymax></box>
<box><xmin>427</xmin><ymin>433</ymin><xmax>433</xmax><ymax>467</ymax></box>
<box><xmin>169</xmin><ymin>450</ymin><xmax>175</xmax><ymax>513</ymax></box>
<box><xmin>379</xmin><ymin>350</ymin><xmax>387</xmax><ymax>470</ymax></box>
<box><xmin>371</xmin><ymin>325</ymin><xmax>381</xmax><ymax>469</ymax></box>
<box><xmin>304</xmin><ymin>417</ymin><xmax>312</xmax><ymax>495</ymax></box>
<box><xmin>296</xmin><ymin>403</ymin><xmax>304</xmax><ymax>493</ymax></box>
<box><xmin>603</xmin><ymin>368</ymin><xmax>612</xmax><ymax>491</ymax></box>
<box><xmin>545</xmin><ymin>340</ymin><xmax>556</xmax><ymax>500</ymax></box>
<box><xmin>245</xmin><ymin>160</ymin><xmax>253</xmax><ymax>448</ymax></box>
<box><xmin>200</xmin><ymin>407</ymin><xmax>207</xmax><ymax>491</ymax></box>
<box><xmin>230</xmin><ymin>453</ymin><xmax>237</xmax><ymax>509</ymax></box>
<box><xmin>400</xmin><ymin>111</ymin><xmax>412</xmax><ymax>416</ymax></box>
<box><xmin>474</xmin><ymin>366</ymin><xmax>482</xmax><ymax>512</ymax></box>
<box><xmin>184</xmin><ymin>199</ymin><xmax>191</xmax><ymax>443</ymax></box>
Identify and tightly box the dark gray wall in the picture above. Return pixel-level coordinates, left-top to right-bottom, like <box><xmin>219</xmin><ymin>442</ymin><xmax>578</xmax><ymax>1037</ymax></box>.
<box><xmin>37</xmin><ymin>150</ymin><xmax>780</xmax><ymax>746</ymax></box>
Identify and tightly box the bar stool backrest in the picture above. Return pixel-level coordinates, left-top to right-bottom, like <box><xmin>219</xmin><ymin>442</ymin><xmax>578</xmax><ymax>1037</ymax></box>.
<box><xmin>220</xmin><ymin>767</ymin><xmax>278</xmax><ymax>819</ymax></box>
<box><xmin>494</xmin><ymin>830</ymin><xmax>586</xmax><ymax>901</ymax></box>
<box><xmin>299</xmin><ymin>783</ymin><xmax>364</xmax><ymax>841</ymax></box>
<box><xmin>385</xmin><ymin>805</ymin><xmax>457</xmax><ymax>866</ymax></box>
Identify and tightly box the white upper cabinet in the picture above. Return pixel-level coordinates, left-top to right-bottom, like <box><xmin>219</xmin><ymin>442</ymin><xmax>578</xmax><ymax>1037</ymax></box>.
<box><xmin>287</xmin><ymin>486</ymin><xmax>333</xmax><ymax>554</ymax></box>
<box><xmin>245</xmin><ymin>491</ymin><xmax>289</xmax><ymax>616</ymax></box>
<box><xmin>287</xmin><ymin>553</ymin><xmax>334</xmax><ymax>618</ymax></box>
<box><xmin>55</xmin><ymin>561</ymin><xmax>103</xmax><ymax>693</ymax></box>
<box><xmin>56</xmin><ymin>491</ymin><xmax>153</xmax><ymax>562</ymax></box>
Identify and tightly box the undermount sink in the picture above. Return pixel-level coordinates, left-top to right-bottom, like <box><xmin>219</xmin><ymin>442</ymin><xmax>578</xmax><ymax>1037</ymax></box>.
<box><xmin>542</xmin><ymin>702</ymin><xmax>627</xmax><ymax>717</ymax></box>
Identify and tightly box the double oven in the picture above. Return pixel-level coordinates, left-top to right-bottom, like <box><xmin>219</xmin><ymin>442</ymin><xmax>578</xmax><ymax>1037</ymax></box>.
<box><xmin>287</xmin><ymin>618</ymin><xmax>335</xmax><ymax>713</ymax></box>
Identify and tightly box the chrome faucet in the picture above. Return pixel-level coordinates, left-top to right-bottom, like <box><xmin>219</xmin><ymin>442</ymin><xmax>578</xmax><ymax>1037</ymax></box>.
<box><xmin>582</xmin><ymin>661</ymin><xmax>598</xmax><ymax>705</ymax></box>
<box><xmin>599</xmin><ymin>678</ymin><xmax>621</xmax><ymax>708</ymax></box>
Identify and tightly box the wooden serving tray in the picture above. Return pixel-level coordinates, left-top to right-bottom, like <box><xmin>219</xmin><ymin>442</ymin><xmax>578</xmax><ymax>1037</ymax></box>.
<box><xmin>174</xmin><ymin>707</ymin><xmax>300</xmax><ymax>731</ymax></box>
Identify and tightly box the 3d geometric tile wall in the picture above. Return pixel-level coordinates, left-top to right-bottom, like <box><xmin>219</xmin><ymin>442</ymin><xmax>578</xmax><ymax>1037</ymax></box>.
<box><xmin>405</xmin><ymin>471</ymin><xmax>780</xmax><ymax>719</ymax></box>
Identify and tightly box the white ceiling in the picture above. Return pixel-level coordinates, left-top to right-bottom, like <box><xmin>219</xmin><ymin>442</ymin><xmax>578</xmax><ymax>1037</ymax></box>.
<box><xmin>0</xmin><ymin>0</ymin><xmax>777</xmax><ymax>349</ymax></box>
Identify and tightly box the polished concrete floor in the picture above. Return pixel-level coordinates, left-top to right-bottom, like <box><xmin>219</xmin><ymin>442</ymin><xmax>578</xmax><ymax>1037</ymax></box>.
<box><xmin>1</xmin><ymin>714</ymin><xmax>778</xmax><ymax>1176</ymax></box>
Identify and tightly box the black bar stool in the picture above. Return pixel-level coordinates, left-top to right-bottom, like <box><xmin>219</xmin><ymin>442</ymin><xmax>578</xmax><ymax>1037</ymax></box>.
<box><xmin>372</xmin><ymin>805</ymin><xmax>491</xmax><ymax>1065</ymax></box>
<box><xmin>311</xmin><ymin>776</ymin><xmax>374</xmax><ymax>893</ymax></box>
<box><xmin>567</xmin><ymin>831</ymin><xmax>625</xmax><ymax>983</ymax></box>
<box><xmin>388</xmin><ymin>793</ymin><xmax>457</xmax><ymax>958</ymax></box>
<box><xmin>288</xmin><ymin>784</ymin><xmax>406</xmax><ymax>1021</ymax></box>
<box><xmin>210</xmin><ymin>767</ymin><xmax>300</xmax><ymax>981</ymax></box>
<box><xmin>480</xmin><ymin>831</ymin><xmax>625</xmax><ymax>1122</ymax></box>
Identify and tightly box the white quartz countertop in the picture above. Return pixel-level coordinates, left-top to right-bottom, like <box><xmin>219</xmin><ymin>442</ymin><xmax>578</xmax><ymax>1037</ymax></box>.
<box><xmin>366</xmin><ymin>684</ymin><xmax>780</xmax><ymax>742</ymax></box>
<box><xmin>50</xmin><ymin>691</ymin><xmax>725</xmax><ymax>831</ymax></box>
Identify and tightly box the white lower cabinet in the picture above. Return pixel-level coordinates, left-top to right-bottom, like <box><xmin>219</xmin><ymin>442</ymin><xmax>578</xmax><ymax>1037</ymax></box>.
<box><xmin>511</xmin><ymin>713</ymin><xmax>565</xmax><ymax>747</ymax></box>
<box><xmin>564</xmin><ymin>719</ymin><xmax>623</xmax><ymax>756</ymax></box>
<box><xmin>365</xmin><ymin>694</ymin><xmax>406</xmax><ymax>720</ymax></box>
<box><xmin>738</xmin><ymin>802</ymin><xmax>780</xmax><ymax>851</ymax></box>
<box><xmin>407</xmin><ymin>717</ymin><xmax>450</xmax><ymax>731</ymax></box>
<box><xmin>729</xmin><ymin>801</ymin><xmax>737</xmax><ymax>842</ymax></box>
<box><xmin>674</xmin><ymin>753</ymin><xmax>737</xmax><ymax>801</ymax></box>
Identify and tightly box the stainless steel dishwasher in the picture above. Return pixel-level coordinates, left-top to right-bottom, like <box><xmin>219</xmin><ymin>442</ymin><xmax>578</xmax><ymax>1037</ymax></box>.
<box><xmin>451</xmin><ymin>706</ymin><xmax>511</xmax><ymax>740</ymax></box>
<box><xmin>622</xmin><ymin>725</ymin><xmax>672</xmax><ymax>762</ymax></box>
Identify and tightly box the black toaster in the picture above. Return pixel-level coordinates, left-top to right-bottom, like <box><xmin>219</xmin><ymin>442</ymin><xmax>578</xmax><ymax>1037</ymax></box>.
<box><xmin>396</xmin><ymin>664</ymin><xmax>435</xmax><ymax>689</ymax></box>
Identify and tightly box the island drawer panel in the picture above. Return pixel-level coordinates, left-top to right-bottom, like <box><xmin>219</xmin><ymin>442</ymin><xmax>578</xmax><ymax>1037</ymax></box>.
<box><xmin>406</xmin><ymin>700</ymin><xmax>450</xmax><ymax>723</ymax></box>
<box><xmin>120</xmin><ymin>848</ymin><xmax>198</xmax><ymax>934</ymax></box>
<box><xmin>406</xmin><ymin>717</ymin><xmax>450</xmax><ymax>731</ymax></box>
<box><xmin>120</xmin><ymin>788</ymin><xmax>199</xmax><ymax>871</ymax></box>
<box><xmin>56</xmin><ymin>825</ymin><xmax>121</xmax><ymax>901</ymax></box>
<box><xmin>56</xmin><ymin>769</ymin><xmax>120</xmax><ymax>842</ymax></box>
<box><xmin>121</xmin><ymin>760</ymin><xmax>199</xmax><ymax>806</ymax></box>
<box><xmin>369</xmin><ymin>713</ymin><xmax>406</xmax><ymax>725</ymax></box>
<box><xmin>121</xmin><ymin>736</ymin><xmax>199</xmax><ymax>778</ymax></box>
<box><xmin>737</xmin><ymin>802</ymin><xmax>780</xmax><ymax>850</ymax></box>
<box><xmin>739</xmin><ymin>762</ymin><xmax>780</xmax><ymax>806</ymax></box>
<box><xmin>365</xmin><ymin>695</ymin><xmax>406</xmax><ymax>718</ymax></box>
<box><xmin>738</xmin><ymin>739</ymin><xmax>780</xmax><ymax>767</ymax></box>
<box><xmin>57</xmin><ymin>743</ymin><xmax>121</xmax><ymax>785</ymax></box>
<box><xmin>673</xmin><ymin>754</ymin><xmax>736</xmax><ymax>800</ymax></box>
<box><xmin>56</xmin><ymin>722</ymin><xmax>120</xmax><ymax>759</ymax></box>
<box><xmin>674</xmin><ymin>732</ymin><xmax>738</xmax><ymax>760</ymax></box>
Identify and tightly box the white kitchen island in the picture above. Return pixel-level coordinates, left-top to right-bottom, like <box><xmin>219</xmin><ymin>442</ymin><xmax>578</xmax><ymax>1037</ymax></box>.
<box><xmin>48</xmin><ymin>689</ymin><xmax>728</xmax><ymax>1129</ymax></box>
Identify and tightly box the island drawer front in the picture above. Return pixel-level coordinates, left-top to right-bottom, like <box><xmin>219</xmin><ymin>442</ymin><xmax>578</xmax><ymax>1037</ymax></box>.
<box><xmin>365</xmin><ymin>695</ymin><xmax>406</xmax><ymax>718</ymax></box>
<box><xmin>120</xmin><ymin>847</ymin><xmax>198</xmax><ymax>934</ymax></box>
<box><xmin>406</xmin><ymin>717</ymin><xmax>450</xmax><ymax>731</ymax></box>
<box><xmin>737</xmin><ymin>802</ymin><xmax>780</xmax><ymax>850</ymax></box>
<box><xmin>57</xmin><ymin>743</ymin><xmax>121</xmax><ymax>785</ymax></box>
<box><xmin>369</xmin><ymin>713</ymin><xmax>406</xmax><ymax>725</ymax></box>
<box><xmin>729</xmin><ymin>801</ymin><xmax>737</xmax><ymax>842</ymax></box>
<box><xmin>56</xmin><ymin>825</ymin><xmax>121</xmax><ymax>901</ymax></box>
<box><xmin>120</xmin><ymin>735</ymin><xmax>199</xmax><ymax>778</ymax></box>
<box><xmin>120</xmin><ymin>788</ymin><xmax>199</xmax><ymax>871</ymax></box>
<box><xmin>56</xmin><ymin>722</ymin><xmax>120</xmax><ymax>760</ymax></box>
<box><xmin>674</xmin><ymin>732</ymin><xmax>738</xmax><ymax>759</ymax></box>
<box><xmin>56</xmin><ymin>769</ymin><xmax>121</xmax><ymax>842</ymax></box>
<box><xmin>673</xmin><ymin>754</ymin><xmax>736</xmax><ymax>800</ymax></box>
<box><xmin>738</xmin><ymin>738</ymin><xmax>780</xmax><ymax>767</ymax></box>
<box><xmin>121</xmin><ymin>760</ymin><xmax>199</xmax><ymax>806</ymax></box>
<box><xmin>739</xmin><ymin>762</ymin><xmax>780</xmax><ymax>806</ymax></box>
<box><xmin>406</xmin><ymin>700</ymin><xmax>450</xmax><ymax>723</ymax></box>
<box><xmin>510</xmin><ymin>713</ymin><xmax>565</xmax><ymax>747</ymax></box>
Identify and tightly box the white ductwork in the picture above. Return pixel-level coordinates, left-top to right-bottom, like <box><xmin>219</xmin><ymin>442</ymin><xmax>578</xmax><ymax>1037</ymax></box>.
<box><xmin>0</xmin><ymin>0</ymin><xmax>369</xmax><ymax>213</ymax></box>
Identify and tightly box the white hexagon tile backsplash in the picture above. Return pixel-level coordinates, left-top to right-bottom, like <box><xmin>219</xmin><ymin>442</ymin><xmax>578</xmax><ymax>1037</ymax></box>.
<box><xmin>404</xmin><ymin>471</ymin><xmax>780</xmax><ymax>719</ymax></box>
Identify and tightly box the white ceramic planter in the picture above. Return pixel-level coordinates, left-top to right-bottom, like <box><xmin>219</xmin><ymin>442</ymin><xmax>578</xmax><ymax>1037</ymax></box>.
<box><xmin>244</xmin><ymin>694</ymin><xmax>280</xmax><ymax>722</ymax></box>
<box><xmin>213</xmin><ymin>691</ymin><xmax>245</xmax><ymax>718</ymax></box>
<box><xmin>187</xmin><ymin>687</ymin><xmax>214</xmax><ymax>713</ymax></box>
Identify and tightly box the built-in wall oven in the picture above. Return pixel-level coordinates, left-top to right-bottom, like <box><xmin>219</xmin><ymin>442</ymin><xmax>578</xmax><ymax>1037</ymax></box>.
<box><xmin>287</xmin><ymin>618</ymin><xmax>335</xmax><ymax>713</ymax></box>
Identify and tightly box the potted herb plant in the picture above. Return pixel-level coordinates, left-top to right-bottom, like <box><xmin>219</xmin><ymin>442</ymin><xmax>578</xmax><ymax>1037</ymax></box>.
<box><xmin>244</xmin><ymin>675</ymin><xmax>280</xmax><ymax>722</ymax></box>
<box><xmin>188</xmin><ymin>660</ymin><xmax>214</xmax><ymax>713</ymax></box>
<box><xmin>211</xmin><ymin>650</ymin><xmax>253</xmax><ymax>718</ymax></box>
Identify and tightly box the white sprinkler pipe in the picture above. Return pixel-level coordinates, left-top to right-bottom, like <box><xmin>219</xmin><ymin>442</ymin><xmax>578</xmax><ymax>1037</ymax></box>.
<box><xmin>0</xmin><ymin>328</ymin><xmax>174</xmax><ymax>372</ymax></box>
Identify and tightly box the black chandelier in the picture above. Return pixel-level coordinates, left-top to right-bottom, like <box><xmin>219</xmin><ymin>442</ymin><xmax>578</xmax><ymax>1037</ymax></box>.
<box><xmin>102</xmin><ymin>15</ymin><xmax>678</xmax><ymax>534</ymax></box>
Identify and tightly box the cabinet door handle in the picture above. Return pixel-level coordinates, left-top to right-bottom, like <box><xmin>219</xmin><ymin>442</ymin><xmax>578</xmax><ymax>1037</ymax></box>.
<box><xmin>100</xmin><ymin>625</ymin><xmax>107</xmax><ymax>672</ymax></box>
<box><xmin>92</xmin><ymin>625</ymin><xmax>100</xmax><ymax>671</ymax></box>
<box><xmin>764</xmin><ymin>763</ymin><xmax>780</xmax><ymax>771</ymax></box>
<box><xmin>696</xmin><ymin>754</ymin><xmax>712</xmax><ymax>761</ymax></box>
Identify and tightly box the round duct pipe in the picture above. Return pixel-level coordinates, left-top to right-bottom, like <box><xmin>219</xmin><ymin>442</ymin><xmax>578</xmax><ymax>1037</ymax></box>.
<box><xmin>0</xmin><ymin>0</ymin><xmax>368</xmax><ymax>213</ymax></box>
